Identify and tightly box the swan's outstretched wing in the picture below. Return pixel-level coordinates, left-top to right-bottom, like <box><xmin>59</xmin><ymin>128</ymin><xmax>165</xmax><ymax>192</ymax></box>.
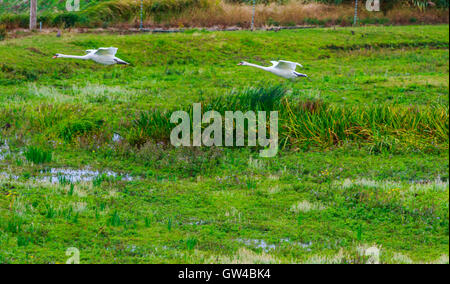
<box><xmin>280</xmin><ymin>60</ymin><xmax>303</xmax><ymax>69</ymax></box>
<box><xmin>273</xmin><ymin>60</ymin><xmax>303</xmax><ymax>70</ymax></box>
<box><xmin>94</xmin><ymin>47</ymin><xmax>118</xmax><ymax>56</ymax></box>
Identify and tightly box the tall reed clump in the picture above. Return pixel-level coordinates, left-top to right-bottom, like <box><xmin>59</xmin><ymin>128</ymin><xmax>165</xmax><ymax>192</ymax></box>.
<box><xmin>0</xmin><ymin>24</ymin><xmax>6</xmax><ymax>41</ymax></box>
<box><xmin>59</xmin><ymin>117</ymin><xmax>105</xmax><ymax>142</ymax></box>
<box><xmin>127</xmin><ymin>85</ymin><xmax>287</xmax><ymax>146</ymax></box>
<box><xmin>24</xmin><ymin>146</ymin><xmax>52</xmax><ymax>164</ymax></box>
<box><xmin>128</xmin><ymin>110</ymin><xmax>173</xmax><ymax>147</ymax></box>
<box><xmin>205</xmin><ymin>85</ymin><xmax>287</xmax><ymax>112</ymax></box>
<box><xmin>128</xmin><ymin>86</ymin><xmax>449</xmax><ymax>153</ymax></box>
<box><xmin>281</xmin><ymin>100</ymin><xmax>449</xmax><ymax>152</ymax></box>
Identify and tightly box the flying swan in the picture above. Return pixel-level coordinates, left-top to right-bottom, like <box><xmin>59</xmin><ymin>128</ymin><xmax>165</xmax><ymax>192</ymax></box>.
<box><xmin>53</xmin><ymin>47</ymin><xmax>129</xmax><ymax>65</ymax></box>
<box><xmin>238</xmin><ymin>60</ymin><xmax>307</xmax><ymax>79</ymax></box>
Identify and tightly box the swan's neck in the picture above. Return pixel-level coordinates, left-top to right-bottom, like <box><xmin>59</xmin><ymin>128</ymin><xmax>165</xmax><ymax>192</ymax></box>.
<box><xmin>58</xmin><ymin>54</ymin><xmax>89</xmax><ymax>60</ymax></box>
<box><xmin>245</xmin><ymin>63</ymin><xmax>268</xmax><ymax>71</ymax></box>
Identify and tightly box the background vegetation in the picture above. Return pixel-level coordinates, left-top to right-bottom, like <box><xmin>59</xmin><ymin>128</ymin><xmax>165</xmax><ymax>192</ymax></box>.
<box><xmin>0</xmin><ymin>0</ymin><xmax>448</xmax><ymax>29</ymax></box>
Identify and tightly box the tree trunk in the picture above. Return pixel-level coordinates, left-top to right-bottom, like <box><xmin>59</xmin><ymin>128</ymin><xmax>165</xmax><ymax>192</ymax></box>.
<box><xmin>30</xmin><ymin>0</ymin><xmax>37</xmax><ymax>30</ymax></box>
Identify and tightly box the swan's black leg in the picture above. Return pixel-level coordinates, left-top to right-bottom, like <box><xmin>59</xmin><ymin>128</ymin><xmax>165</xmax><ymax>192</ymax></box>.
<box><xmin>114</xmin><ymin>59</ymin><xmax>129</xmax><ymax>65</ymax></box>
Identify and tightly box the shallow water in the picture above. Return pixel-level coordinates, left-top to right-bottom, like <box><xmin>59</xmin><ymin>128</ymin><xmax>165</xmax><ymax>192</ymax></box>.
<box><xmin>0</xmin><ymin>140</ymin><xmax>10</xmax><ymax>161</ymax></box>
<box><xmin>236</xmin><ymin>239</ymin><xmax>276</xmax><ymax>252</ymax></box>
<box><xmin>187</xmin><ymin>220</ymin><xmax>209</xmax><ymax>226</ymax></box>
<box><xmin>39</xmin><ymin>168</ymin><xmax>134</xmax><ymax>184</ymax></box>
<box><xmin>0</xmin><ymin>167</ymin><xmax>133</xmax><ymax>184</ymax></box>
<box><xmin>112</xmin><ymin>133</ymin><xmax>123</xmax><ymax>143</ymax></box>
<box><xmin>0</xmin><ymin>171</ymin><xmax>19</xmax><ymax>180</ymax></box>
<box><xmin>280</xmin><ymin>238</ymin><xmax>313</xmax><ymax>250</ymax></box>
<box><xmin>236</xmin><ymin>238</ymin><xmax>313</xmax><ymax>252</ymax></box>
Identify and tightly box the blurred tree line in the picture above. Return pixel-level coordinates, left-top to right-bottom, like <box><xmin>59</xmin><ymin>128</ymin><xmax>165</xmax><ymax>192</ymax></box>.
<box><xmin>228</xmin><ymin>0</ymin><xmax>449</xmax><ymax>10</ymax></box>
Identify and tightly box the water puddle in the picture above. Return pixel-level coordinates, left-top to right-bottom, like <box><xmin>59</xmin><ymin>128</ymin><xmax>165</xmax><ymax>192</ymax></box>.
<box><xmin>236</xmin><ymin>238</ymin><xmax>313</xmax><ymax>252</ymax></box>
<box><xmin>0</xmin><ymin>167</ymin><xmax>134</xmax><ymax>184</ymax></box>
<box><xmin>39</xmin><ymin>168</ymin><xmax>134</xmax><ymax>184</ymax></box>
<box><xmin>0</xmin><ymin>140</ymin><xmax>10</xmax><ymax>161</ymax></box>
<box><xmin>112</xmin><ymin>133</ymin><xmax>123</xmax><ymax>143</ymax></box>
<box><xmin>280</xmin><ymin>238</ymin><xmax>313</xmax><ymax>250</ymax></box>
<box><xmin>237</xmin><ymin>239</ymin><xmax>276</xmax><ymax>252</ymax></box>
<box><xmin>0</xmin><ymin>171</ymin><xmax>19</xmax><ymax>180</ymax></box>
<box><xmin>187</xmin><ymin>219</ymin><xmax>209</xmax><ymax>226</ymax></box>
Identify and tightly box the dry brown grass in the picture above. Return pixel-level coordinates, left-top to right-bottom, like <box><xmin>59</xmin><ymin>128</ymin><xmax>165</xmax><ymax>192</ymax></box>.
<box><xmin>386</xmin><ymin>5</ymin><xmax>449</xmax><ymax>24</ymax></box>
<box><xmin>143</xmin><ymin>2</ymin><xmax>350</xmax><ymax>28</ymax></box>
<box><xmin>141</xmin><ymin>1</ymin><xmax>448</xmax><ymax>28</ymax></box>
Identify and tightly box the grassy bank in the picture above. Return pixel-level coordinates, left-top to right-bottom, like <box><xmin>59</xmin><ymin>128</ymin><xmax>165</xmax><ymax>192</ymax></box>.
<box><xmin>0</xmin><ymin>24</ymin><xmax>448</xmax><ymax>263</ymax></box>
<box><xmin>1</xmin><ymin>25</ymin><xmax>448</xmax><ymax>151</ymax></box>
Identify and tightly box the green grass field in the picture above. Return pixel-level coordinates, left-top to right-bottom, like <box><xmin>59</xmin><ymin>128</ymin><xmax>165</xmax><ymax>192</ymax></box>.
<box><xmin>0</xmin><ymin>24</ymin><xmax>449</xmax><ymax>264</ymax></box>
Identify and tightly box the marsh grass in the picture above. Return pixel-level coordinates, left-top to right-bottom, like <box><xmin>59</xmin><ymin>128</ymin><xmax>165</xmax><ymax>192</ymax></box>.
<box><xmin>0</xmin><ymin>25</ymin><xmax>447</xmax><ymax>264</ymax></box>
<box><xmin>168</xmin><ymin>217</ymin><xmax>173</xmax><ymax>231</ymax></box>
<box><xmin>145</xmin><ymin>216</ymin><xmax>152</xmax><ymax>227</ymax></box>
<box><xmin>68</xmin><ymin>183</ymin><xmax>75</xmax><ymax>196</ymax></box>
<box><xmin>45</xmin><ymin>204</ymin><xmax>57</xmax><ymax>219</ymax></box>
<box><xmin>24</xmin><ymin>146</ymin><xmax>52</xmax><ymax>164</ymax></box>
<box><xmin>93</xmin><ymin>173</ymin><xmax>108</xmax><ymax>187</ymax></box>
<box><xmin>0</xmin><ymin>149</ymin><xmax>448</xmax><ymax>263</ymax></box>
<box><xmin>6</xmin><ymin>217</ymin><xmax>23</xmax><ymax>234</ymax></box>
<box><xmin>186</xmin><ymin>237</ymin><xmax>198</xmax><ymax>250</ymax></box>
<box><xmin>16</xmin><ymin>234</ymin><xmax>31</xmax><ymax>247</ymax></box>
<box><xmin>128</xmin><ymin>85</ymin><xmax>448</xmax><ymax>153</ymax></box>
<box><xmin>57</xmin><ymin>175</ymin><xmax>71</xmax><ymax>186</ymax></box>
<box><xmin>281</xmin><ymin>99</ymin><xmax>449</xmax><ymax>151</ymax></box>
<box><xmin>108</xmin><ymin>210</ymin><xmax>121</xmax><ymax>227</ymax></box>
<box><xmin>0</xmin><ymin>24</ymin><xmax>6</xmax><ymax>41</ymax></box>
<box><xmin>59</xmin><ymin>117</ymin><xmax>104</xmax><ymax>142</ymax></box>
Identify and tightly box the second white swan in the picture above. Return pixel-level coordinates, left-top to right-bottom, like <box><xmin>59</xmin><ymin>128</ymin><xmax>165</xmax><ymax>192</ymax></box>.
<box><xmin>238</xmin><ymin>60</ymin><xmax>307</xmax><ymax>79</ymax></box>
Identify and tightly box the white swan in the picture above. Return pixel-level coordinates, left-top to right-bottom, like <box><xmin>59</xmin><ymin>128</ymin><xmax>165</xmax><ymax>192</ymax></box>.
<box><xmin>53</xmin><ymin>47</ymin><xmax>129</xmax><ymax>65</ymax></box>
<box><xmin>238</xmin><ymin>60</ymin><xmax>307</xmax><ymax>79</ymax></box>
